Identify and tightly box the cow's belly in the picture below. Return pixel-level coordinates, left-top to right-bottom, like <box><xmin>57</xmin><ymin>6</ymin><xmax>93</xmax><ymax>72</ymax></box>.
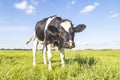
<box><xmin>36</xmin><ymin>30</ymin><xmax>44</xmax><ymax>41</ymax></box>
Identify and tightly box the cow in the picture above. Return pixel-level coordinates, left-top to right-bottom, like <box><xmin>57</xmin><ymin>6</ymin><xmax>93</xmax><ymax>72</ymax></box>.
<box><xmin>26</xmin><ymin>15</ymin><xmax>86</xmax><ymax>70</ymax></box>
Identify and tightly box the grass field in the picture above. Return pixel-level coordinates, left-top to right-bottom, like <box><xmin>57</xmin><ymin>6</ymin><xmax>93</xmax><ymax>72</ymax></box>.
<box><xmin>0</xmin><ymin>50</ymin><xmax>120</xmax><ymax>80</ymax></box>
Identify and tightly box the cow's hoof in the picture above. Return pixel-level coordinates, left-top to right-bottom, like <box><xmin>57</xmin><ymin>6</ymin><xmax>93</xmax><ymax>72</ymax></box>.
<box><xmin>48</xmin><ymin>66</ymin><xmax>52</xmax><ymax>70</ymax></box>
<box><xmin>33</xmin><ymin>62</ymin><xmax>36</xmax><ymax>66</ymax></box>
<box><xmin>62</xmin><ymin>64</ymin><xmax>65</xmax><ymax>67</ymax></box>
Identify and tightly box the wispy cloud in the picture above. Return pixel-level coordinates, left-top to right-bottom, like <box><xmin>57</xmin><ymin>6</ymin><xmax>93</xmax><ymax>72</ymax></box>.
<box><xmin>71</xmin><ymin>0</ymin><xmax>75</xmax><ymax>5</ymax></box>
<box><xmin>80</xmin><ymin>2</ymin><xmax>99</xmax><ymax>14</ymax></box>
<box><xmin>26</xmin><ymin>5</ymin><xmax>35</xmax><ymax>15</ymax></box>
<box><xmin>109</xmin><ymin>11</ymin><xmax>119</xmax><ymax>18</ymax></box>
<box><xmin>111</xmin><ymin>13</ymin><xmax>119</xmax><ymax>18</ymax></box>
<box><xmin>14</xmin><ymin>0</ymin><xmax>36</xmax><ymax>15</ymax></box>
<box><xmin>66</xmin><ymin>0</ymin><xmax>76</xmax><ymax>9</ymax></box>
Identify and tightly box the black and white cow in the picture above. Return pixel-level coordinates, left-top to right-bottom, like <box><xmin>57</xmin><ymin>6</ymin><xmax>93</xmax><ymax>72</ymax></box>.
<box><xmin>26</xmin><ymin>15</ymin><xmax>86</xmax><ymax>70</ymax></box>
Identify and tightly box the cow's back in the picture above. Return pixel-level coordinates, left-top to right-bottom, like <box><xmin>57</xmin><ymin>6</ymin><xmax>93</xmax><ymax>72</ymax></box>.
<box><xmin>35</xmin><ymin>16</ymin><xmax>62</xmax><ymax>42</ymax></box>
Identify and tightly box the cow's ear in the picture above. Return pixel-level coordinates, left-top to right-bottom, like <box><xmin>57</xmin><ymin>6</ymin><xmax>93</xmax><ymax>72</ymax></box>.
<box><xmin>74</xmin><ymin>24</ymin><xmax>86</xmax><ymax>32</ymax></box>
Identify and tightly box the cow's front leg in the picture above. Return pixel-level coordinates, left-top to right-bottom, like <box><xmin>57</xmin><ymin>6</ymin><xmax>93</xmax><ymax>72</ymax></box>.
<box><xmin>32</xmin><ymin>38</ymin><xmax>38</xmax><ymax>66</ymax></box>
<box><xmin>47</xmin><ymin>44</ymin><xmax>52</xmax><ymax>70</ymax></box>
<box><xmin>43</xmin><ymin>45</ymin><xmax>47</xmax><ymax>65</ymax></box>
<box><xmin>60</xmin><ymin>48</ymin><xmax>65</xmax><ymax>67</ymax></box>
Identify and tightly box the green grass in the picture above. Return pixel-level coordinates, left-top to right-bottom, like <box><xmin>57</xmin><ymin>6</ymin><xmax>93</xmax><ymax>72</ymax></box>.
<box><xmin>0</xmin><ymin>50</ymin><xmax>120</xmax><ymax>80</ymax></box>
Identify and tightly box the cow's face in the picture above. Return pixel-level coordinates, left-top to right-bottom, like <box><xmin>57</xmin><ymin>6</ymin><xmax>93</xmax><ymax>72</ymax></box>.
<box><xmin>60</xmin><ymin>20</ymin><xmax>86</xmax><ymax>49</ymax></box>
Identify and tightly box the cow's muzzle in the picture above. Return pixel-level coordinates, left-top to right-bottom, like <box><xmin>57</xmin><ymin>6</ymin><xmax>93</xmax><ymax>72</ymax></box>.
<box><xmin>64</xmin><ymin>40</ymin><xmax>75</xmax><ymax>49</ymax></box>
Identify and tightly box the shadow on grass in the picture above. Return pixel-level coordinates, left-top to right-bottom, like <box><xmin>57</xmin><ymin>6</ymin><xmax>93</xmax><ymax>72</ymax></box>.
<box><xmin>66</xmin><ymin>56</ymin><xmax>97</xmax><ymax>66</ymax></box>
<box><xmin>38</xmin><ymin>55</ymin><xmax>97</xmax><ymax>67</ymax></box>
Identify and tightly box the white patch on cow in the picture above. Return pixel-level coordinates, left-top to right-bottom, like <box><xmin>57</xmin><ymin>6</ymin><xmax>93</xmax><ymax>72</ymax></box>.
<box><xmin>60</xmin><ymin>48</ymin><xmax>65</xmax><ymax>67</ymax></box>
<box><xmin>32</xmin><ymin>38</ymin><xmax>38</xmax><ymax>66</ymax></box>
<box><xmin>43</xmin><ymin>45</ymin><xmax>47</xmax><ymax>65</ymax></box>
<box><xmin>44</xmin><ymin>16</ymin><xmax>57</xmax><ymax>42</ymax></box>
<box><xmin>47</xmin><ymin>44</ymin><xmax>52</xmax><ymax>70</ymax></box>
<box><xmin>45</xmin><ymin>16</ymin><xmax>57</xmax><ymax>30</ymax></box>
<box><xmin>60</xmin><ymin>21</ymin><xmax>71</xmax><ymax>32</ymax></box>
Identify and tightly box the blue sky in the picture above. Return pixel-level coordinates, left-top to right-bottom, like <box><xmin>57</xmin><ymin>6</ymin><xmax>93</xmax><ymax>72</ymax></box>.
<box><xmin>0</xmin><ymin>0</ymin><xmax>120</xmax><ymax>49</ymax></box>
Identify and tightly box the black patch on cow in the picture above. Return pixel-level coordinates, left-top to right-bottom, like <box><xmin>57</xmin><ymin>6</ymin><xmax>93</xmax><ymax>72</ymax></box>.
<box><xmin>34</xmin><ymin>15</ymin><xmax>86</xmax><ymax>50</ymax></box>
<box><xmin>35</xmin><ymin>16</ymin><xmax>63</xmax><ymax>49</ymax></box>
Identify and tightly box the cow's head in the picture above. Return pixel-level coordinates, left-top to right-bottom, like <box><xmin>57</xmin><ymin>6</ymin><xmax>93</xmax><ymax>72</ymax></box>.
<box><xmin>59</xmin><ymin>20</ymin><xmax>86</xmax><ymax>49</ymax></box>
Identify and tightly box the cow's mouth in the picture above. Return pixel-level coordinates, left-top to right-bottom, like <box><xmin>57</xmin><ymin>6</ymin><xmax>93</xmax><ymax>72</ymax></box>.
<box><xmin>63</xmin><ymin>41</ymin><xmax>75</xmax><ymax>49</ymax></box>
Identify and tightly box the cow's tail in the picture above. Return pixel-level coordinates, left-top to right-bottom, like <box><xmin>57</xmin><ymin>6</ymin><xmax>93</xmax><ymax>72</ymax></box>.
<box><xmin>26</xmin><ymin>31</ymin><xmax>35</xmax><ymax>44</ymax></box>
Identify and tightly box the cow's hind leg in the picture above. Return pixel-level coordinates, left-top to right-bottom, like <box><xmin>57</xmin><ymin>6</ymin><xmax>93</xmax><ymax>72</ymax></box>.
<box><xmin>47</xmin><ymin>44</ymin><xmax>52</xmax><ymax>70</ymax></box>
<box><xmin>43</xmin><ymin>45</ymin><xmax>47</xmax><ymax>65</ymax></box>
<box><xmin>60</xmin><ymin>48</ymin><xmax>65</xmax><ymax>67</ymax></box>
<box><xmin>32</xmin><ymin>38</ymin><xmax>38</xmax><ymax>66</ymax></box>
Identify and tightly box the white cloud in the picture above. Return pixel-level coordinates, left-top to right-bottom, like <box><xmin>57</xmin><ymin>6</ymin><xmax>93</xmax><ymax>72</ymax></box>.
<box><xmin>14</xmin><ymin>0</ymin><xmax>36</xmax><ymax>15</ymax></box>
<box><xmin>111</xmin><ymin>13</ymin><xmax>119</xmax><ymax>18</ymax></box>
<box><xmin>14</xmin><ymin>0</ymin><xmax>28</xmax><ymax>10</ymax></box>
<box><xmin>80</xmin><ymin>2</ymin><xmax>99</xmax><ymax>14</ymax></box>
<box><xmin>26</xmin><ymin>5</ymin><xmax>35</xmax><ymax>15</ymax></box>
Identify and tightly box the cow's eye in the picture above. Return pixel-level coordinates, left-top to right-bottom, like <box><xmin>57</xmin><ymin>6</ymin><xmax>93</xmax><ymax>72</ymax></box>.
<box><xmin>71</xmin><ymin>32</ymin><xmax>74</xmax><ymax>35</ymax></box>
